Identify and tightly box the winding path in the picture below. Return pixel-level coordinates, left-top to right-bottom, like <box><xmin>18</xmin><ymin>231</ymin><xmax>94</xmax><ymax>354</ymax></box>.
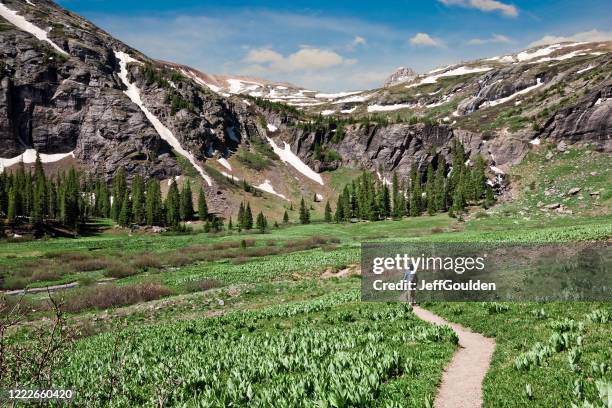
<box><xmin>412</xmin><ymin>306</ymin><xmax>496</xmax><ymax>408</ymax></box>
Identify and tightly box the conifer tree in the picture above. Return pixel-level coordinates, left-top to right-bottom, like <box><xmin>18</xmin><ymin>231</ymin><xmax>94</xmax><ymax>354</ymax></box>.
<box><xmin>243</xmin><ymin>202</ymin><xmax>253</xmax><ymax>230</ymax></box>
<box><xmin>7</xmin><ymin>186</ymin><xmax>16</xmax><ymax>222</ymax></box>
<box><xmin>472</xmin><ymin>155</ymin><xmax>486</xmax><ymax>200</ymax></box>
<box><xmin>425</xmin><ymin>162</ymin><xmax>436</xmax><ymax>216</ymax></box>
<box><xmin>237</xmin><ymin>202</ymin><xmax>245</xmax><ymax>228</ymax></box>
<box><xmin>145</xmin><ymin>179</ymin><xmax>162</xmax><ymax>226</ymax></box>
<box><xmin>111</xmin><ymin>168</ymin><xmax>127</xmax><ymax>221</ymax></box>
<box><xmin>228</xmin><ymin>217</ymin><xmax>233</xmax><ymax>231</ymax></box>
<box><xmin>165</xmin><ymin>179</ymin><xmax>181</xmax><ymax>226</ymax></box>
<box><xmin>381</xmin><ymin>183</ymin><xmax>391</xmax><ymax>218</ymax></box>
<box><xmin>256</xmin><ymin>211</ymin><xmax>267</xmax><ymax>233</ymax></box>
<box><xmin>434</xmin><ymin>158</ymin><xmax>447</xmax><ymax>211</ymax></box>
<box><xmin>197</xmin><ymin>186</ymin><xmax>208</xmax><ymax>221</ymax></box>
<box><xmin>131</xmin><ymin>174</ymin><xmax>145</xmax><ymax>224</ymax></box>
<box><xmin>299</xmin><ymin>197</ymin><xmax>310</xmax><ymax>224</ymax></box>
<box><xmin>324</xmin><ymin>201</ymin><xmax>332</xmax><ymax>222</ymax></box>
<box><xmin>180</xmin><ymin>179</ymin><xmax>194</xmax><ymax>221</ymax></box>
<box><xmin>118</xmin><ymin>190</ymin><xmax>132</xmax><ymax>227</ymax></box>
<box><xmin>409</xmin><ymin>163</ymin><xmax>422</xmax><ymax>217</ymax></box>
<box><xmin>283</xmin><ymin>210</ymin><xmax>289</xmax><ymax>224</ymax></box>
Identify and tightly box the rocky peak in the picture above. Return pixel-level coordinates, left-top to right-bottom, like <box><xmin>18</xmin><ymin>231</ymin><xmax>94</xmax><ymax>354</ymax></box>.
<box><xmin>383</xmin><ymin>67</ymin><xmax>417</xmax><ymax>87</ymax></box>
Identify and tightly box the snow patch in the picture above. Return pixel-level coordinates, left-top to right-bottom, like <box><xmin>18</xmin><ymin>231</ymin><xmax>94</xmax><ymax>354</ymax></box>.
<box><xmin>115</xmin><ymin>50</ymin><xmax>212</xmax><ymax>186</ymax></box>
<box><xmin>257</xmin><ymin>179</ymin><xmax>288</xmax><ymax>200</ymax></box>
<box><xmin>220</xmin><ymin>171</ymin><xmax>239</xmax><ymax>181</ymax></box>
<box><xmin>265</xmin><ymin>137</ymin><xmax>324</xmax><ymax>185</ymax></box>
<box><xmin>482</xmin><ymin>78</ymin><xmax>543</xmax><ymax>108</ymax></box>
<box><xmin>340</xmin><ymin>107</ymin><xmax>356</xmax><ymax>114</ymax></box>
<box><xmin>0</xmin><ymin>2</ymin><xmax>67</xmax><ymax>55</ymax></box>
<box><xmin>576</xmin><ymin>64</ymin><xmax>595</xmax><ymax>74</ymax></box>
<box><xmin>316</xmin><ymin>193</ymin><xmax>323</xmax><ymax>201</ymax></box>
<box><xmin>367</xmin><ymin>103</ymin><xmax>415</xmax><ymax>112</ymax></box>
<box><xmin>529</xmin><ymin>138</ymin><xmax>541</xmax><ymax>145</ymax></box>
<box><xmin>315</xmin><ymin>91</ymin><xmax>361</xmax><ymax>99</ymax></box>
<box><xmin>218</xmin><ymin>158</ymin><xmax>232</xmax><ymax>171</ymax></box>
<box><xmin>0</xmin><ymin>149</ymin><xmax>74</xmax><ymax>172</ymax></box>
<box><xmin>321</xmin><ymin>110</ymin><xmax>335</xmax><ymax>116</ymax></box>
<box><xmin>407</xmin><ymin>66</ymin><xmax>492</xmax><ymax>88</ymax></box>
<box><xmin>266</xmin><ymin>123</ymin><xmax>278</xmax><ymax>132</ymax></box>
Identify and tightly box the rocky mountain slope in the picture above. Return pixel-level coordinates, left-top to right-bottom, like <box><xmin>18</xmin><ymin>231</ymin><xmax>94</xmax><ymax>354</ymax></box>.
<box><xmin>0</xmin><ymin>0</ymin><xmax>610</xmax><ymax>217</ymax></box>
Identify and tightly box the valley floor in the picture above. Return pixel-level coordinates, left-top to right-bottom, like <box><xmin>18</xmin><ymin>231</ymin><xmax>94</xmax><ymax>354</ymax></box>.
<box><xmin>1</xmin><ymin>211</ymin><xmax>611</xmax><ymax>407</ymax></box>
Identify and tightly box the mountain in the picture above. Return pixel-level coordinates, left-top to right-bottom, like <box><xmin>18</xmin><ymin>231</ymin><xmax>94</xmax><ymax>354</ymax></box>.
<box><xmin>0</xmin><ymin>0</ymin><xmax>611</xmax><ymax>219</ymax></box>
<box><xmin>383</xmin><ymin>67</ymin><xmax>417</xmax><ymax>87</ymax></box>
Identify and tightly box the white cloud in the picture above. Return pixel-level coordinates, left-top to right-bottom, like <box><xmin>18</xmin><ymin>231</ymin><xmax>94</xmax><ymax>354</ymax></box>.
<box><xmin>529</xmin><ymin>29</ymin><xmax>612</xmax><ymax>47</ymax></box>
<box><xmin>352</xmin><ymin>36</ymin><xmax>367</xmax><ymax>46</ymax></box>
<box><xmin>467</xmin><ymin>34</ymin><xmax>512</xmax><ymax>45</ymax></box>
<box><xmin>439</xmin><ymin>0</ymin><xmax>518</xmax><ymax>17</ymax></box>
<box><xmin>410</xmin><ymin>33</ymin><xmax>444</xmax><ymax>47</ymax></box>
<box><xmin>244</xmin><ymin>46</ymin><xmax>354</xmax><ymax>73</ymax></box>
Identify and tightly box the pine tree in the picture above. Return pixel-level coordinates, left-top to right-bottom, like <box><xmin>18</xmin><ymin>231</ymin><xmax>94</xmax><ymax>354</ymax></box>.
<box><xmin>391</xmin><ymin>172</ymin><xmax>402</xmax><ymax>219</ymax></box>
<box><xmin>165</xmin><ymin>179</ymin><xmax>181</xmax><ymax>226</ymax></box>
<box><xmin>324</xmin><ymin>201</ymin><xmax>332</xmax><ymax>222</ymax></box>
<box><xmin>197</xmin><ymin>186</ymin><xmax>208</xmax><ymax>221</ymax></box>
<box><xmin>228</xmin><ymin>217</ymin><xmax>233</xmax><ymax>231</ymax></box>
<box><xmin>283</xmin><ymin>210</ymin><xmax>289</xmax><ymax>224</ymax></box>
<box><xmin>61</xmin><ymin>168</ymin><xmax>80</xmax><ymax>228</ymax></box>
<box><xmin>145</xmin><ymin>179</ymin><xmax>163</xmax><ymax>226</ymax></box>
<box><xmin>131</xmin><ymin>174</ymin><xmax>145</xmax><ymax>224</ymax></box>
<box><xmin>381</xmin><ymin>183</ymin><xmax>391</xmax><ymax>218</ymax></box>
<box><xmin>299</xmin><ymin>197</ymin><xmax>310</xmax><ymax>224</ymax></box>
<box><xmin>256</xmin><ymin>211</ymin><xmax>267</xmax><ymax>233</ymax></box>
<box><xmin>409</xmin><ymin>163</ymin><xmax>422</xmax><ymax>217</ymax></box>
<box><xmin>99</xmin><ymin>181</ymin><xmax>111</xmax><ymax>218</ymax></box>
<box><xmin>434</xmin><ymin>158</ymin><xmax>447</xmax><ymax>212</ymax></box>
<box><xmin>118</xmin><ymin>190</ymin><xmax>132</xmax><ymax>227</ymax></box>
<box><xmin>111</xmin><ymin>168</ymin><xmax>127</xmax><ymax>221</ymax></box>
<box><xmin>237</xmin><ymin>202</ymin><xmax>245</xmax><ymax>228</ymax></box>
<box><xmin>244</xmin><ymin>202</ymin><xmax>253</xmax><ymax>230</ymax></box>
<box><xmin>425</xmin><ymin>162</ymin><xmax>436</xmax><ymax>216</ymax></box>
<box><xmin>180</xmin><ymin>179</ymin><xmax>194</xmax><ymax>221</ymax></box>
<box><xmin>472</xmin><ymin>155</ymin><xmax>486</xmax><ymax>201</ymax></box>
<box><xmin>7</xmin><ymin>186</ymin><xmax>16</xmax><ymax>222</ymax></box>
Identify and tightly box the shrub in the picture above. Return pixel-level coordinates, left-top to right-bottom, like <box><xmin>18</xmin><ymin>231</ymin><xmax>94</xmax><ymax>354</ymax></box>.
<box><xmin>70</xmin><ymin>257</ymin><xmax>111</xmax><ymax>272</ymax></box>
<box><xmin>131</xmin><ymin>254</ymin><xmax>162</xmax><ymax>270</ymax></box>
<box><xmin>166</xmin><ymin>253</ymin><xmax>192</xmax><ymax>267</ymax></box>
<box><xmin>104</xmin><ymin>263</ymin><xmax>138</xmax><ymax>279</ymax></box>
<box><xmin>62</xmin><ymin>283</ymin><xmax>173</xmax><ymax>312</ymax></box>
<box><xmin>183</xmin><ymin>278</ymin><xmax>222</xmax><ymax>293</ymax></box>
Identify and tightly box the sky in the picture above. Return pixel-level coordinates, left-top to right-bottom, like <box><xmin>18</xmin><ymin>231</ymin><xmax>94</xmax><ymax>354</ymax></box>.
<box><xmin>57</xmin><ymin>0</ymin><xmax>612</xmax><ymax>92</ymax></box>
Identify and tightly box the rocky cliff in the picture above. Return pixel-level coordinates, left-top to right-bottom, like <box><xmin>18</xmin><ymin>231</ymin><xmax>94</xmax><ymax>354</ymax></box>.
<box><xmin>0</xmin><ymin>0</ymin><xmax>610</xmax><ymax>212</ymax></box>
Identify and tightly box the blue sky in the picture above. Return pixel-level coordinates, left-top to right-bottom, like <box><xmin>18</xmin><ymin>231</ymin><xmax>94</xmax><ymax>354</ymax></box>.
<box><xmin>57</xmin><ymin>0</ymin><xmax>612</xmax><ymax>91</ymax></box>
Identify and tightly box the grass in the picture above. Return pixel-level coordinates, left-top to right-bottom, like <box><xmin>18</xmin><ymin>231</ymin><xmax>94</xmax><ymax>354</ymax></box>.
<box><xmin>2</xmin><ymin>146</ymin><xmax>610</xmax><ymax>406</ymax></box>
<box><xmin>424</xmin><ymin>302</ymin><xmax>612</xmax><ymax>407</ymax></box>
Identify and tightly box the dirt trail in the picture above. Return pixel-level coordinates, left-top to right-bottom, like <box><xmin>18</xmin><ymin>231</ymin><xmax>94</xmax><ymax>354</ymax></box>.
<box><xmin>412</xmin><ymin>306</ymin><xmax>496</xmax><ymax>408</ymax></box>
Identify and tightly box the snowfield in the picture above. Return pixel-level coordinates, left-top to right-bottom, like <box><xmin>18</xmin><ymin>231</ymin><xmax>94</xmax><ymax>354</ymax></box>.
<box><xmin>256</xmin><ymin>180</ymin><xmax>288</xmax><ymax>200</ymax></box>
<box><xmin>265</xmin><ymin>137</ymin><xmax>324</xmax><ymax>185</ymax></box>
<box><xmin>115</xmin><ymin>50</ymin><xmax>212</xmax><ymax>186</ymax></box>
<box><xmin>321</xmin><ymin>110</ymin><xmax>335</xmax><ymax>116</ymax></box>
<box><xmin>367</xmin><ymin>103</ymin><xmax>415</xmax><ymax>112</ymax></box>
<box><xmin>266</xmin><ymin>124</ymin><xmax>278</xmax><ymax>132</ymax></box>
<box><xmin>218</xmin><ymin>158</ymin><xmax>232</xmax><ymax>171</ymax></box>
<box><xmin>0</xmin><ymin>149</ymin><xmax>74</xmax><ymax>172</ymax></box>
<box><xmin>407</xmin><ymin>66</ymin><xmax>492</xmax><ymax>88</ymax></box>
<box><xmin>0</xmin><ymin>2</ymin><xmax>67</xmax><ymax>55</ymax></box>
